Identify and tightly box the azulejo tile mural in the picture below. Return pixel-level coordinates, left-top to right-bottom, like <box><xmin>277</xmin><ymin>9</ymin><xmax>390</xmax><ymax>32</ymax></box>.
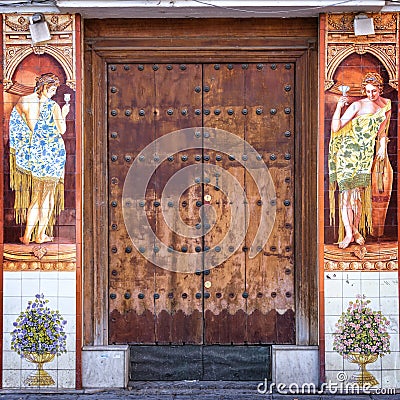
<box><xmin>11</xmin><ymin>294</ymin><xmax>68</xmax><ymax>386</ymax></box>
<box><xmin>1</xmin><ymin>14</ymin><xmax>80</xmax><ymax>388</ymax></box>
<box><xmin>321</xmin><ymin>12</ymin><xmax>400</xmax><ymax>389</ymax></box>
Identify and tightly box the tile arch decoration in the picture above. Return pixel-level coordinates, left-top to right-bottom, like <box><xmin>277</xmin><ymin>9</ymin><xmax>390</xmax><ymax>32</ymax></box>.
<box><xmin>6</xmin><ymin>52</ymin><xmax>68</xmax><ymax>97</ymax></box>
<box><xmin>327</xmin><ymin>52</ymin><xmax>395</xmax><ymax>98</ymax></box>
<box><xmin>324</xmin><ymin>13</ymin><xmax>399</xmax><ymax>91</ymax></box>
<box><xmin>4</xmin><ymin>45</ymin><xmax>75</xmax><ymax>92</ymax></box>
<box><xmin>3</xmin><ymin>14</ymin><xmax>75</xmax><ymax>92</ymax></box>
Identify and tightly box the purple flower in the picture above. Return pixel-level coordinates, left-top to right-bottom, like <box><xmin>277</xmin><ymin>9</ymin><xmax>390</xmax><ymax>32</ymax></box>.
<box><xmin>10</xmin><ymin>294</ymin><xmax>68</xmax><ymax>356</ymax></box>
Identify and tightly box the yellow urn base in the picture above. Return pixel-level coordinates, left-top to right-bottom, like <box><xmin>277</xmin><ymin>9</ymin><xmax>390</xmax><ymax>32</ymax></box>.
<box><xmin>348</xmin><ymin>353</ymin><xmax>379</xmax><ymax>387</ymax></box>
<box><xmin>23</xmin><ymin>352</ymin><xmax>56</xmax><ymax>387</ymax></box>
<box><xmin>24</xmin><ymin>369</ymin><xmax>55</xmax><ymax>386</ymax></box>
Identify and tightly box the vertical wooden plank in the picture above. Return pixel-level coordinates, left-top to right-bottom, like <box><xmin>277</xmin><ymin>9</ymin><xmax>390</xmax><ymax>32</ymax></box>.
<box><xmin>295</xmin><ymin>42</ymin><xmax>319</xmax><ymax>346</ymax></box>
<box><xmin>83</xmin><ymin>38</ymin><xmax>94</xmax><ymax>346</ymax></box>
<box><xmin>244</xmin><ymin>63</ymin><xmax>295</xmax><ymax>343</ymax></box>
<box><xmin>153</xmin><ymin>64</ymin><xmax>203</xmax><ymax>344</ymax></box>
<box><xmin>203</xmin><ymin>63</ymin><xmax>247</xmax><ymax>344</ymax></box>
<box><xmin>83</xmin><ymin>50</ymin><xmax>109</xmax><ymax>345</ymax></box>
<box><xmin>108</xmin><ymin>64</ymin><xmax>156</xmax><ymax>343</ymax></box>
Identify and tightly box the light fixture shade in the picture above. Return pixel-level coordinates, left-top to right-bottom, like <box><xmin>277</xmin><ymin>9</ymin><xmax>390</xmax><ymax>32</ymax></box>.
<box><xmin>29</xmin><ymin>13</ymin><xmax>51</xmax><ymax>44</ymax></box>
<box><xmin>354</xmin><ymin>14</ymin><xmax>375</xmax><ymax>36</ymax></box>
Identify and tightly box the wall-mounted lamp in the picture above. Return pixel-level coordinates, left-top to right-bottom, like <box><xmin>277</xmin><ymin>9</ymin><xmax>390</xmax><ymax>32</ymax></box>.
<box><xmin>29</xmin><ymin>13</ymin><xmax>51</xmax><ymax>44</ymax></box>
<box><xmin>354</xmin><ymin>13</ymin><xmax>375</xmax><ymax>36</ymax></box>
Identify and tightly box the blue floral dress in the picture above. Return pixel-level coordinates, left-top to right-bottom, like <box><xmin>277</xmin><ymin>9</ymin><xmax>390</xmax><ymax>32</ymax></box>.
<box><xmin>9</xmin><ymin>98</ymin><xmax>66</xmax><ymax>231</ymax></box>
<box><xmin>9</xmin><ymin>99</ymin><xmax>66</xmax><ymax>181</ymax></box>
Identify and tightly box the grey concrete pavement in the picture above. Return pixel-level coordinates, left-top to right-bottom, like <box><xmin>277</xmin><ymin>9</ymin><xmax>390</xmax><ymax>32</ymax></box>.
<box><xmin>0</xmin><ymin>381</ymin><xmax>399</xmax><ymax>399</ymax></box>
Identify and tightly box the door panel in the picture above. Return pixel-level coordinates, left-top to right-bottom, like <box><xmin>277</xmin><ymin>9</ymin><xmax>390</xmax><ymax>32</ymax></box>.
<box><xmin>243</xmin><ymin>63</ymin><xmax>295</xmax><ymax>343</ymax></box>
<box><xmin>108</xmin><ymin>62</ymin><xmax>295</xmax><ymax>344</ymax></box>
<box><xmin>153</xmin><ymin>64</ymin><xmax>203</xmax><ymax>344</ymax></box>
<box><xmin>202</xmin><ymin>64</ymin><xmax>247</xmax><ymax>344</ymax></box>
<box><xmin>108</xmin><ymin>64</ymin><xmax>157</xmax><ymax>343</ymax></box>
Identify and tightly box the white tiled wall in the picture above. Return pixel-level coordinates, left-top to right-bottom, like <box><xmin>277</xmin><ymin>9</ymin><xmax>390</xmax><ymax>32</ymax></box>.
<box><xmin>2</xmin><ymin>271</ymin><xmax>76</xmax><ymax>389</ymax></box>
<box><xmin>324</xmin><ymin>271</ymin><xmax>399</xmax><ymax>389</ymax></box>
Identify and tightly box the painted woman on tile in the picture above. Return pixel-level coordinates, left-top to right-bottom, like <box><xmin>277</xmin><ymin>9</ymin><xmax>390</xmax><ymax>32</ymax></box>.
<box><xmin>329</xmin><ymin>72</ymin><xmax>391</xmax><ymax>249</ymax></box>
<box><xmin>9</xmin><ymin>73</ymin><xmax>70</xmax><ymax>245</ymax></box>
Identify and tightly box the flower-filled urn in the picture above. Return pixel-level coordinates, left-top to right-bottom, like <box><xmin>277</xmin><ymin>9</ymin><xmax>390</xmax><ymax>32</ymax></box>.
<box><xmin>333</xmin><ymin>295</ymin><xmax>391</xmax><ymax>386</ymax></box>
<box><xmin>11</xmin><ymin>294</ymin><xmax>67</xmax><ymax>386</ymax></box>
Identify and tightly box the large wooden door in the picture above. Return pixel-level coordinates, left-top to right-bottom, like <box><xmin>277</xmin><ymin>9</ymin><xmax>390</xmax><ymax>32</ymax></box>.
<box><xmin>108</xmin><ymin>62</ymin><xmax>294</xmax><ymax>345</ymax></box>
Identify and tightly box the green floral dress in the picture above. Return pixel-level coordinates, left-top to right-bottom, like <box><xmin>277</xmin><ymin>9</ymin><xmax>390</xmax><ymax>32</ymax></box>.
<box><xmin>328</xmin><ymin>100</ymin><xmax>391</xmax><ymax>240</ymax></box>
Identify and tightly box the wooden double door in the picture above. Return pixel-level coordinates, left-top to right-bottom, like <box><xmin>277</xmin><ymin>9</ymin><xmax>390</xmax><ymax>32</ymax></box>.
<box><xmin>107</xmin><ymin>62</ymin><xmax>295</xmax><ymax>345</ymax></box>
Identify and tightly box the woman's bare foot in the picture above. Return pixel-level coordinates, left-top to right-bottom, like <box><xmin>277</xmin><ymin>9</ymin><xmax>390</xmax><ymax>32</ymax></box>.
<box><xmin>19</xmin><ymin>236</ymin><xmax>30</xmax><ymax>245</ymax></box>
<box><xmin>338</xmin><ymin>235</ymin><xmax>353</xmax><ymax>249</ymax></box>
<box><xmin>35</xmin><ymin>234</ymin><xmax>54</xmax><ymax>244</ymax></box>
<box><xmin>353</xmin><ymin>231</ymin><xmax>365</xmax><ymax>246</ymax></box>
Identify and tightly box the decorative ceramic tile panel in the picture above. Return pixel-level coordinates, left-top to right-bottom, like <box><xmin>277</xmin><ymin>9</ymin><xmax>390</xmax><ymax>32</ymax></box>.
<box><xmin>1</xmin><ymin>14</ymin><xmax>80</xmax><ymax>389</ymax></box>
<box><xmin>320</xmin><ymin>12</ymin><xmax>400</xmax><ymax>391</ymax></box>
